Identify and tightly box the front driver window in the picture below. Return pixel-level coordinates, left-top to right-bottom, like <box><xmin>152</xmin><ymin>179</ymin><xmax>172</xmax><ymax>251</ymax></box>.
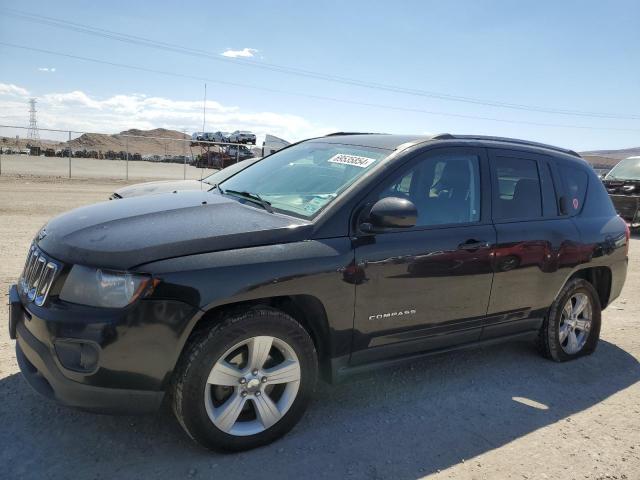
<box><xmin>378</xmin><ymin>152</ymin><xmax>481</xmax><ymax>226</ymax></box>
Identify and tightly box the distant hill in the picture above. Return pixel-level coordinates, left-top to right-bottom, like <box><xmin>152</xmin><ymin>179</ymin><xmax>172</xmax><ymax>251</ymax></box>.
<box><xmin>66</xmin><ymin>128</ymin><xmax>190</xmax><ymax>156</ymax></box>
<box><xmin>580</xmin><ymin>147</ymin><xmax>640</xmax><ymax>169</ymax></box>
<box><xmin>1</xmin><ymin>128</ymin><xmax>192</xmax><ymax>157</ymax></box>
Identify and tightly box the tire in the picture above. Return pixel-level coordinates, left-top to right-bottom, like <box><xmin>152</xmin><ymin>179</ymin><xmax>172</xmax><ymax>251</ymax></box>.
<box><xmin>172</xmin><ymin>307</ymin><xmax>317</xmax><ymax>451</ymax></box>
<box><xmin>539</xmin><ymin>278</ymin><xmax>601</xmax><ymax>361</ymax></box>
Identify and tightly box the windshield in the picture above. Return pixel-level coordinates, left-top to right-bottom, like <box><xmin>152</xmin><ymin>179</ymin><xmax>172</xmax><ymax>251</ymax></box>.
<box><xmin>219</xmin><ymin>141</ymin><xmax>390</xmax><ymax>218</ymax></box>
<box><xmin>605</xmin><ymin>157</ymin><xmax>640</xmax><ymax>181</ymax></box>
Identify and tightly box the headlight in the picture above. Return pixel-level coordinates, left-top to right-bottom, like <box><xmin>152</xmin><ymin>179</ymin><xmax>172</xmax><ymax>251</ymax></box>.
<box><xmin>59</xmin><ymin>265</ymin><xmax>154</xmax><ymax>308</ymax></box>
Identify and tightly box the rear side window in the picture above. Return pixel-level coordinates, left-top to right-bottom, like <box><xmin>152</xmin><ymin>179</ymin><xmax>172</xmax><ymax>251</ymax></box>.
<box><xmin>492</xmin><ymin>157</ymin><xmax>542</xmax><ymax>220</ymax></box>
<box><xmin>560</xmin><ymin>165</ymin><xmax>588</xmax><ymax>215</ymax></box>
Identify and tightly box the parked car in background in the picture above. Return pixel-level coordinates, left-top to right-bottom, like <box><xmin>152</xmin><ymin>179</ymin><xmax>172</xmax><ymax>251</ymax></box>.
<box><xmin>262</xmin><ymin>134</ymin><xmax>290</xmax><ymax>156</ymax></box>
<box><xmin>602</xmin><ymin>156</ymin><xmax>640</xmax><ymax>227</ymax></box>
<box><xmin>209</xmin><ymin>131</ymin><xmax>230</xmax><ymax>143</ymax></box>
<box><xmin>229</xmin><ymin>130</ymin><xmax>256</xmax><ymax>144</ymax></box>
<box><xmin>10</xmin><ymin>133</ymin><xmax>628</xmax><ymax>451</ymax></box>
<box><xmin>192</xmin><ymin>132</ymin><xmax>230</xmax><ymax>143</ymax></box>
<box><xmin>109</xmin><ymin>157</ymin><xmax>260</xmax><ymax>199</ymax></box>
<box><xmin>225</xmin><ymin>144</ymin><xmax>254</xmax><ymax>162</ymax></box>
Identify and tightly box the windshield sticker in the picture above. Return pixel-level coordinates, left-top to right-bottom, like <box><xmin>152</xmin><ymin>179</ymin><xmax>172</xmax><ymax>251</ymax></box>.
<box><xmin>328</xmin><ymin>153</ymin><xmax>377</xmax><ymax>168</ymax></box>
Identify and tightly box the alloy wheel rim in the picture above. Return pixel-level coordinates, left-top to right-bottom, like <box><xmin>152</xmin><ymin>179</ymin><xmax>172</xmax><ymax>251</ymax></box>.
<box><xmin>204</xmin><ymin>336</ymin><xmax>300</xmax><ymax>436</ymax></box>
<box><xmin>559</xmin><ymin>292</ymin><xmax>592</xmax><ymax>355</ymax></box>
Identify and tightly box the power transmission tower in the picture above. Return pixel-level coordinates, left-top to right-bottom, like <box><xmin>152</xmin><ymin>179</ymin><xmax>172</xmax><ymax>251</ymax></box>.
<box><xmin>27</xmin><ymin>98</ymin><xmax>41</xmax><ymax>147</ymax></box>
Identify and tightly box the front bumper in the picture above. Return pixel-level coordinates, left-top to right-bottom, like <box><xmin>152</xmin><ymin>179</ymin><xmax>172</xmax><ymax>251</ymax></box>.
<box><xmin>609</xmin><ymin>194</ymin><xmax>640</xmax><ymax>226</ymax></box>
<box><xmin>9</xmin><ymin>284</ymin><xmax>198</xmax><ymax>414</ymax></box>
<box><xmin>16</xmin><ymin>321</ymin><xmax>164</xmax><ymax>414</ymax></box>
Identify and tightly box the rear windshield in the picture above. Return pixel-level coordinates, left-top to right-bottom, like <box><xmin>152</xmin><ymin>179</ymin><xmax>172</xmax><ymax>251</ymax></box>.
<box><xmin>605</xmin><ymin>157</ymin><xmax>640</xmax><ymax>181</ymax></box>
<box><xmin>219</xmin><ymin>141</ymin><xmax>390</xmax><ymax>218</ymax></box>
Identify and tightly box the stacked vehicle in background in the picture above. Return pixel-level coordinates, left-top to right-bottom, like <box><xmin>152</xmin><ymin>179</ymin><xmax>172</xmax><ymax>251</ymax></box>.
<box><xmin>228</xmin><ymin>130</ymin><xmax>256</xmax><ymax>144</ymax></box>
<box><xmin>603</xmin><ymin>156</ymin><xmax>640</xmax><ymax>228</ymax></box>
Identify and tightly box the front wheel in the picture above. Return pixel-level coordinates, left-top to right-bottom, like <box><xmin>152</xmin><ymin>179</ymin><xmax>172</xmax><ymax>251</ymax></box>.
<box><xmin>539</xmin><ymin>278</ymin><xmax>601</xmax><ymax>361</ymax></box>
<box><xmin>172</xmin><ymin>308</ymin><xmax>317</xmax><ymax>451</ymax></box>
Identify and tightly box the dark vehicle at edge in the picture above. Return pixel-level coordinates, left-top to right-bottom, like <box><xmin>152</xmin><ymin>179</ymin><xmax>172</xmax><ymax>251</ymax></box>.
<box><xmin>602</xmin><ymin>156</ymin><xmax>640</xmax><ymax>228</ymax></box>
<box><xmin>9</xmin><ymin>133</ymin><xmax>629</xmax><ymax>451</ymax></box>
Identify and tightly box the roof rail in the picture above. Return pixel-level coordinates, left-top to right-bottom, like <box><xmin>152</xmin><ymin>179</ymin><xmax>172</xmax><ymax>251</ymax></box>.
<box><xmin>324</xmin><ymin>132</ymin><xmax>380</xmax><ymax>137</ymax></box>
<box><xmin>431</xmin><ymin>134</ymin><xmax>581</xmax><ymax>158</ymax></box>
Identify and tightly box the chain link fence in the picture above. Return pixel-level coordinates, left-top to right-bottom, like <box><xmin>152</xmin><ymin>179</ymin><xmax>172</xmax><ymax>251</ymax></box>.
<box><xmin>0</xmin><ymin>125</ymin><xmax>258</xmax><ymax>181</ymax></box>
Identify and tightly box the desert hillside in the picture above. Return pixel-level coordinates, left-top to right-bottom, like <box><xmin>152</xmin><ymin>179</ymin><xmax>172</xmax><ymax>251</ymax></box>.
<box><xmin>1</xmin><ymin>128</ymin><xmax>191</xmax><ymax>156</ymax></box>
<box><xmin>66</xmin><ymin>128</ymin><xmax>190</xmax><ymax>156</ymax></box>
<box><xmin>579</xmin><ymin>147</ymin><xmax>640</xmax><ymax>168</ymax></box>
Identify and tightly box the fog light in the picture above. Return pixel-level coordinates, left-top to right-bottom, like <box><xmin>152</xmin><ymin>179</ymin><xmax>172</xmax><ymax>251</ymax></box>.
<box><xmin>54</xmin><ymin>339</ymin><xmax>100</xmax><ymax>373</ymax></box>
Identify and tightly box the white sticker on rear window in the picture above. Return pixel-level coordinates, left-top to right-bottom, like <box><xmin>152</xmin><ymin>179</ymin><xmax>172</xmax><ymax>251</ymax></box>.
<box><xmin>328</xmin><ymin>153</ymin><xmax>377</xmax><ymax>168</ymax></box>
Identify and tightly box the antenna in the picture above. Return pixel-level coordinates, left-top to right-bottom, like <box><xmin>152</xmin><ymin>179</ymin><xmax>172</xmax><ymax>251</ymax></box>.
<box><xmin>27</xmin><ymin>98</ymin><xmax>41</xmax><ymax>147</ymax></box>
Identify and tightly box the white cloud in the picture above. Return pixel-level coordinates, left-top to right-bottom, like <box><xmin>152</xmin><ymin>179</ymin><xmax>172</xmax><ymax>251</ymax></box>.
<box><xmin>221</xmin><ymin>48</ymin><xmax>258</xmax><ymax>58</ymax></box>
<box><xmin>38</xmin><ymin>67</ymin><xmax>56</xmax><ymax>72</ymax></box>
<box><xmin>0</xmin><ymin>83</ymin><xmax>333</xmax><ymax>143</ymax></box>
<box><xmin>0</xmin><ymin>83</ymin><xmax>29</xmax><ymax>97</ymax></box>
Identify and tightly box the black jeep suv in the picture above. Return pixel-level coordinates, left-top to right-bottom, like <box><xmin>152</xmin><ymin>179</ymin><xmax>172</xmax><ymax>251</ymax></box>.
<box><xmin>9</xmin><ymin>134</ymin><xmax>629</xmax><ymax>451</ymax></box>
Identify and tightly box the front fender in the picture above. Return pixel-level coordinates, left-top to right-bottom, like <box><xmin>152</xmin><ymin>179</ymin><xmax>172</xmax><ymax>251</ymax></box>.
<box><xmin>140</xmin><ymin>238</ymin><xmax>355</xmax><ymax>370</ymax></box>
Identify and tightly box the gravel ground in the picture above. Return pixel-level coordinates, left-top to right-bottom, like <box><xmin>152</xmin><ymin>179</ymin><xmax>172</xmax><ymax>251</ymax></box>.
<box><xmin>0</xmin><ymin>174</ymin><xmax>638</xmax><ymax>480</ymax></box>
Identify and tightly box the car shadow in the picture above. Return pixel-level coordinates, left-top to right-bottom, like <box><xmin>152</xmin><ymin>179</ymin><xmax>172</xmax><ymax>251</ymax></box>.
<box><xmin>0</xmin><ymin>339</ymin><xmax>638</xmax><ymax>480</ymax></box>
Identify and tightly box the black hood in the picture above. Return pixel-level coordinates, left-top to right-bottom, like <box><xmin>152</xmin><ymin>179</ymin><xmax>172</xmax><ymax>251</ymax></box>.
<box><xmin>113</xmin><ymin>179</ymin><xmax>206</xmax><ymax>198</ymax></box>
<box><xmin>38</xmin><ymin>191</ymin><xmax>311</xmax><ymax>270</ymax></box>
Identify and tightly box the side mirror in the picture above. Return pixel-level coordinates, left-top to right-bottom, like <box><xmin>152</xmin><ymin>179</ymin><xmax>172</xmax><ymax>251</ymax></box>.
<box><xmin>361</xmin><ymin>197</ymin><xmax>418</xmax><ymax>232</ymax></box>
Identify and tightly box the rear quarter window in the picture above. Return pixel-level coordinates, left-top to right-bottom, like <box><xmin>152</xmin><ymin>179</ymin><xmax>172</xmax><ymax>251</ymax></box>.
<box><xmin>560</xmin><ymin>165</ymin><xmax>588</xmax><ymax>215</ymax></box>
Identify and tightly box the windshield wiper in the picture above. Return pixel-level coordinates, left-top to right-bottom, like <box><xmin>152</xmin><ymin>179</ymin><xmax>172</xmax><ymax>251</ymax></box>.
<box><xmin>223</xmin><ymin>189</ymin><xmax>274</xmax><ymax>213</ymax></box>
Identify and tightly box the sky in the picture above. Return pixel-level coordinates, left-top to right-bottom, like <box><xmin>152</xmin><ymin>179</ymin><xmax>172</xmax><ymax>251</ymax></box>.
<box><xmin>0</xmin><ymin>0</ymin><xmax>639</xmax><ymax>151</ymax></box>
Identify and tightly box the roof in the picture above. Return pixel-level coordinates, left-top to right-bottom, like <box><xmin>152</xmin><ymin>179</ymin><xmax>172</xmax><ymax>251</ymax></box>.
<box><xmin>315</xmin><ymin>132</ymin><xmax>580</xmax><ymax>158</ymax></box>
<box><xmin>314</xmin><ymin>133</ymin><xmax>433</xmax><ymax>150</ymax></box>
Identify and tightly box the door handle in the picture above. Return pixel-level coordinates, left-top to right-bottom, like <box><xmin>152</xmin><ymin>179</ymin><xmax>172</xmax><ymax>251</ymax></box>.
<box><xmin>458</xmin><ymin>239</ymin><xmax>489</xmax><ymax>250</ymax></box>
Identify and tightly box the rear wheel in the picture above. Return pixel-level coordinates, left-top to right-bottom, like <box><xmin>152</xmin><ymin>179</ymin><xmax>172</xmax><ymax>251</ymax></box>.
<box><xmin>539</xmin><ymin>278</ymin><xmax>601</xmax><ymax>361</ymax></box>
<box><xmin>172</xmin><ymin>308</ymin><xmax>317</xmax><ymax>451</ymax></box>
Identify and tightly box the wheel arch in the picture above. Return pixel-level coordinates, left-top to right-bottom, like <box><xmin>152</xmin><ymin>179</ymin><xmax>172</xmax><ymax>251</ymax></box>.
<box><xmin>566</xmin><ymin>266</ymin><xmax>612</xmax><ymax>309</ymax></box>
<box><xmin>178</xmin><ymin>294</ymin><xmax>334</xmax><ymax>383</ymax></box>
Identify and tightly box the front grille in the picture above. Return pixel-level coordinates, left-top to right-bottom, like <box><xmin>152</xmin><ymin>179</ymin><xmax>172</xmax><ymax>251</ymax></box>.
<box><xmin>19</xmin><ymin>244</ymin><xmax>60</xmax><ymax>306</ymax></box>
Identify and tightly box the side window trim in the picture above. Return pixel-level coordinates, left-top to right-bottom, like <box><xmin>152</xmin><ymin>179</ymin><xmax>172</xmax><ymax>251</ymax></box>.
<box><xmin>352</xmin><ymin>146</ymin><xmax>491</xmax><ymax>234</ymax></box>
<box><xmin>547</xmin><ymin>158</ymin><xmax>568</xmax><ymax>217</ymax></box>
<box><xmin>539</xmin><ymin>157</ymin><xmax>560</xmax><ymax>218</ymax></box>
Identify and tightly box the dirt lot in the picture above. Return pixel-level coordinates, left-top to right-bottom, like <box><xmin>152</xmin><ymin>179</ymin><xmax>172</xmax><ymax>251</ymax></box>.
<box><xmin>0</xmin><ymin>174</ymin><xmax>638</xmax><ymax>480</ymax></box>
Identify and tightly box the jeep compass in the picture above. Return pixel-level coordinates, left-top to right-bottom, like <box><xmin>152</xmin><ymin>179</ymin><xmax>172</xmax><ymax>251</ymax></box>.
<box><xmin>9</xmin><ymin>133</ymin><xmax>629</xmax><ymax>451</ymax></box>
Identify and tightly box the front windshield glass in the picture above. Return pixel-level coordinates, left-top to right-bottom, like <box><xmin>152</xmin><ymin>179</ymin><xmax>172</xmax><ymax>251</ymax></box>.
<box><xmin>219</xmin><ymin>141</ymin><xmax>390</xmax><ymax>218</ymax></box>
<box><xmin>605</xmin><ymin>157</ymin><xmax>640</xmax><ymax>181</ymax></box>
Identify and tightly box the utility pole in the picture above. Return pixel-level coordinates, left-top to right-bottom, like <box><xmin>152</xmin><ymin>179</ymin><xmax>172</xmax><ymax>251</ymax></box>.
<box><xmin>202</xmin><ymin>83</ymin><xmax>207</xmax><ymax>134</ymax></box>
<box><xmin>183</xmin><ymin>129</ymin><xmax>187</xmax><ymax>180</ymax></box>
